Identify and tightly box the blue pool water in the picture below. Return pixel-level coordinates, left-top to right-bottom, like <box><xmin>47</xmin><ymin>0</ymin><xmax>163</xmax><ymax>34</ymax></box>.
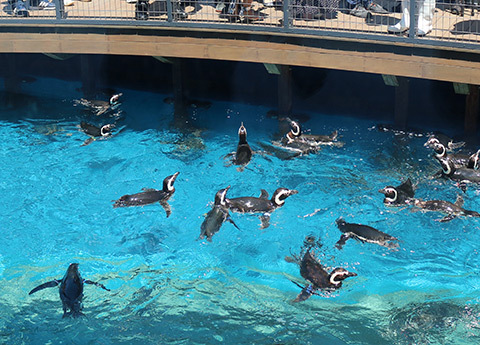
<box><xmin>1</xmin><ymin>77</ymin><xmax>479</xmax><ymax>344</ymax></box>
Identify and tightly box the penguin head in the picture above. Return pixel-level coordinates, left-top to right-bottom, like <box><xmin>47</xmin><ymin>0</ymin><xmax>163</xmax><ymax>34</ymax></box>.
<box><xmin>271</xmin><ymin>188</ymin><xmax>298</xmax><ymax>207</ymax></box>
<box><xmin>109</xmin><ymin>93</ymin><xmax>123</xmax><ymax>105</ymax></box>
<box><xmin>163</xmin><ymin>172</ymin><xmax>180</xmax><ymax>193</ymax></box>
<box><xmin>424</xmin><ymin>135</ymin><xmax>441</xmax><ymax>149</ymax></box>
<box><xmin>238</xmin><ymin>122</ymin><xmax>247</xmax><ymax>143</ymax></box>
<box><xmin>439</xmin><ymin>158</ymin><xmax>454</xmax><ymax>176</ymax></box>
<box><xmin>287</xmin><ymin>118</ymin><xmax>302</xmax><ymax>137</ymax></box>
<box><xmin>378</xmin><ymin>186</ymin><xmax>397</xmax><ymax>203</ymax></box>
<box><xmin>433</xmin><ymin>143</ymin><xmax>447</xmax><ymax>158</ymax></box>
<box><xmin>335</xmin><ymin>217</ymin><xmax>347</xmax><ymax>228</ymax></box>
<box><xmin>65</xmin><ymin>263</ymin><xmax>81</xmax><ymax>280</ymax></box>
<box><xmin>469</xmin><ymin>149</ymin><xmax>480</xmax><ymax>170</ymax></box>
<box><xmin>329</xmin><ymin>268</ymin><xmax>357</xmax><ymax>287</ymax></box>
<box><xmin>214</xmin><ymin>185</ymin><xmax>230</xmax><ymax>207</ymax></box>
<box><xmin>100</xmin><ymin>124</ymin><xmax>115</xmax><ymax>137</ymax></box>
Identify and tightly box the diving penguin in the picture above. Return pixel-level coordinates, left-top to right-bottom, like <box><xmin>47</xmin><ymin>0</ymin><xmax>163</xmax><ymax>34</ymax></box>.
<box><xmin>199</xmin><ymin>185</ymin><xmax>239</xmax><ymax>241</ymax></box>
<box><xmin>335</xmin><ymin>218</ymin><xmax>399</xmax><ymax>249</ymax></box>
<box><xmin>113</xmin><ymin>172</ymin><xmax>179</xmax><ymax>217</ymax></box>
<box><xmin>412</xmin><ymin>195</ymin><xmax>480</xmax><ymax>222</ymax></box>
<box><xmin>287</xmin><ymin>249</ymin><xmax>356</xmax><ymax>302</ymax></box>
<box><xmin>378</xmin><ymin>178</ymin><xmax>415</xmax><ymax>206</ymax></box>
<box><xmin>226</xmin><ymin>188</ymin><xmax>298</xmax><ymax>229</ymax></box>
<box><xmin>29</xmin><ymin>263</ymin><xmax>110</xmax><ymax>318</ymax></box>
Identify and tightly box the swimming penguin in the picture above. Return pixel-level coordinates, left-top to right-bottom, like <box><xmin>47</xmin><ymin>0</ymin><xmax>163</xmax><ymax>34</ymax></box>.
<box><xmin>199</xmin><ymin>186</ymin><xmax>239</xmax><ymax>241</ymax></box>
<box><xmin>432</xmin><ymin>142</ymin><xmax>471</xmax><ymax>168</ymax></box>
<box><xmin>335</xmin><ymin>218</ymin><xmax>399</xmax><ymax>249</ymax></box>
<box><xmin>412</xmin><ymin>195</ymin><xmax>480</xmax><ymax>222</ymax></box>
<box><xmin>424</xmin><ymin>134</ymin><xmax>465</xmax><ymax>152</ymax></box>
<box><xmin>438</xmin><ymin>158</ymin><xmax>480</xmax><ymax>191</ymax></box>
<box><xmin>80</xmin><ymin>121</ymin><xmax>115</xmax><ymax>146</ymax></box>
<box><xmin>224</xmin><ymin>122</ymin><xmax>253</xmax><ymax>171</ymax></box>
<box><xmin>112</xmin><ymin>172</ymin><xmax>179</xmax><ymax>217</ymax></box>
<box><xmin>378</xmin><ymin>178</ymin><xmax>415</xmax><ymax>206</ymax></box>
<box><xmin>288</xmin><ymin>249</ymin><xmax>356</xmax><ymax>302</ymax></box>
<box><xmin>226</xmin><ymin>188</ymin><xmax>298</xmax><ymax>229</ymax></box>
<box><xmin>76</xmin><ymin>93</ymin><xmax>123</xmax><ymax>117</ymax></box>
<box><xmin>29</xmin><ymin>263</ymin><xmax>110</xmax><ymax>318</ymax></box>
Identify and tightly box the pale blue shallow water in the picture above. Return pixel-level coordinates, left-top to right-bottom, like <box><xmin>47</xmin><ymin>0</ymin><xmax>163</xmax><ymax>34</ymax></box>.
<box><xmin>0</xmin><ymin>77</ymin><xmax>479</xmax><ymax>344</ymax></box>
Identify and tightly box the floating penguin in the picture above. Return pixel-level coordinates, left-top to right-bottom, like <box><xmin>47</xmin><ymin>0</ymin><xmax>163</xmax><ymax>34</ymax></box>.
<box><xmin>335</xmin><ymin>218</ymin><xmax>399</xmax><ymax>249</ymax></box>
<box><xmin>287</xmin><ymin>249</ymin><xmax>356</xmax><ymax>302</ymax></box>
<box><xmin>280</xmin><ymin>118</ymin><xmax>341</xmax><ymax>152</ymax></box>
<box><xmin>226</xmin><ymin>188</ymin><xmax>298</xmax><ymax>229</ymax></box>
<box><xmin>432</xmin><ymin>142</ymin><xmax>472</xmax><ymax>169</ymax></box>
<box><xmin>199</xmin><ymin>186</ymin><xmax>239</xmax><ymax>241</ymax></box>
<box><xmin>29</xmin><ymin>263</ymin><xmax>110</xmax><ymax>318</ymax></box>
<box><xmin>76</xmin><ymin>93</ymin><xmax>123</xmax><ymax>117</ymax></box>
<box><xmin>224</xmin><ymin>122</ymin><xmax>253</xmax><ymax>171</ymax></box>
<box><xmin>79</xmin><ymin>121</ymin><xmax>115</xmax><ymax>146</ymax></box>
<box><xmin>424</xmin><ymin>133</ymin><xmax>465</xmax><ymax>152</ymax></box>
<box><xmin>438</xmin><ymin>158</ymin><xmax>480</xmax><ymax>191</ymax></box>
<box><xmin>378</xmin><ymin>178</ymin><xmax>415</xmax><ymax>206</ymax></box>
<box><xmin>112</xmin><ymin>172</ymin><xmax>179</xmax><ymax>217</ymax></box>
<box><xmin>412</xmin><ymin>195</ymin><xmax>480</xmax><ymax>222</ymax></box>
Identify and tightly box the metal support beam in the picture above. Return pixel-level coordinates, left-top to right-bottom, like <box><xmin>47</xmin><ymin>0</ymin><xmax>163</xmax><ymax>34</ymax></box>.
<box><xmin>394</xmin><ymin>76</ymin><xmax>409</xmax><ymax>129</ymax></box>
<box><xmin>80</xmin><ymin>55</ymin><xmax>96</xmax><ymax>98</ymax></box>
<box><xmin>172</xmin><ymin>58</ymin><xmax>188</xmax><ymax>127</ymax></box>
<box><xmin>465</xmin><ymin>84</ymin><xmax>479</xmax><ymax>137</ymax></box>
<box><xmin>278</xmin><ymin>65</ymin><xmax>292</xmax><ymax>118</ymax></box>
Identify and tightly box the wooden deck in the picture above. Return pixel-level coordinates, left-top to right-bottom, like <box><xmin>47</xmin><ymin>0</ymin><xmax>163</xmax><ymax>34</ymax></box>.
<box><xmin>1</xmin><ymin>0</ymin><xmax>480</xmax><ymax>84</ymax></box>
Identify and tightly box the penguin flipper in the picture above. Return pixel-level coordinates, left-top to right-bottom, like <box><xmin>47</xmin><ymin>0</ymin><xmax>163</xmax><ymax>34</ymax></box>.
<box><xmin>260</xmin><ymin>214</ymin><xmax>271</xmax><ymax>229</ymax></box>
<box><xmin>449</xmin><ymin>141</ymin><xmax>466</xmax><ymax>151</ymax></box>
<box><xmin>335</xmin><ymin>234</ymin><xmax>350</xmax><ymax>249</ymax></box>
<box><xmin>84</xmin><ymin>279</ymin><xmax>110</xmax><ymax>291</ymax></box>
<box><xmin>259</xmin><ymin>189</ymin><xmax>269</xmax><ymax>199</ymax></box>
<box><xmin>439</xmin><ymin>214</ymin><xmax>456</xmax><ymax>222</ymax></box>
<box><xmin>81</xmin><ymin>138</ymin><xmax>95</xmax><ymax>146</ymax></box>
<box><xmin>29</xmin><ymin>279</ymin><xmax>61</xmax><ymax>295</ymax></box>
<box><xmin>454</xmin><ymin>195</ymin><xmax>464</xmax><ymax>208</ymax></box>
<box><xmin>227</xmin><ymin>215</ymin><xmax>240</xmax><ymax>230</ymax></box>
<box><xmin>293</xmin><ymin>284</ymin><xmax>316</xmax><ymax>302</ymax></box>
<box><xmin>160</xmin><ymin>201</ymin><xmax>172</xmax><ymax>218</ymax></box>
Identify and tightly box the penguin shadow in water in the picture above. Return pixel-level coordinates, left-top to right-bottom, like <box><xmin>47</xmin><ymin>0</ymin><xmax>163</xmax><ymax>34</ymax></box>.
<box><xmin>285</xmin><ymin>236</ymin><xmax>357</xmax><ymax>302</ymax></box>
<box><xmin>29</xmin><ymin>263</ymin><xmax>110</xmax><ymax>318</ymax></box>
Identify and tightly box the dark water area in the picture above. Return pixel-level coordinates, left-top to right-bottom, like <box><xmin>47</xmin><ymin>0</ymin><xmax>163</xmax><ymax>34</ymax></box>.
<box><xmin>0</xmin><ymin>53</ymin><xmax>469</xmax><ymax>138</ymax></box>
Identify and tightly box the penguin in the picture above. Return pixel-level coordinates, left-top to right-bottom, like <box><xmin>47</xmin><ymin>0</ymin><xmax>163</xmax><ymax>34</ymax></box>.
<box><xmin>335</xmin><ymin>218</ymin><xmax>399</xmax><ymax>249</ymax></box>
<box><xmin>112</xmin><ymin>172</ymin><xmax>179</xmax><ymax>217</ymax></box>
<box><xmin>224</xmin><ymin>123</ymin><xmax>253</xmax><ymax>171</ymax></box>
<box><xmin>378</xmin><ymin>178</ymin><xmax>415</xmax><ymax>206</ymax></box>
<box><xmin>432</xmin><ymin>142</ymin><xmax>471</xmax><ymax>168</ymax></box>
<box><xmin>199</xmin><ymin>186</ymin><xmax>239</xmax><ymax>241</ymax></box>
<box><xmin>288</xmin><ymin>249</ymin><xmax>356</xmax><ymax>302</ymax></box>
<box><xmin>438</xmin><ymin>158</ymin><xmax>480</xmax><ymax>191</ymax></box>
<box><xmin>29</xmin><ymin>263</ymin><xmax>110</xmax><ymax>318</ymax></box>
<box><xmin>76</xmin><ymin>93</ymin><xmax>122</xmax><ymax>117</ymax></box>
<box><xmin>80</xmin><ymin>121</ymin><xmax>115</xmax><ymax>146</ymax></box>
<box><xmin>412</xmin><ymin>195</ymin><xmax>480</xmax><ymax>222</ymax></box>
<box><xmin>424</xmin><ymin>134</ymin><xmax>465</xmax><ymax>152</ymax></box>
<box><xmin>226</xmin><ymin>188</ymin><xmax>298</xmax><ymax>229</ymax></box>
<box><xmin>283</xmin><ymin>118</ymin><xmax>342</xmax><ymax>147</ymax></box>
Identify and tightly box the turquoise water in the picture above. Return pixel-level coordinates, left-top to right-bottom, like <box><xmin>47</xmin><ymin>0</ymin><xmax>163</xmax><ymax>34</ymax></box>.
<box><xmin>0</xmin><ymin>78</ymin><xmax>479</xmax><ymax>344</ymax></box>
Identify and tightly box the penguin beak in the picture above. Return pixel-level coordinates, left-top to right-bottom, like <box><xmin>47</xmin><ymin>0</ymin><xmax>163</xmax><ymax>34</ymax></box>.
<box><xmin>172</xmin><ymin>172</ymin><xmax>180</xmax><ymax>180</ymax></box>
<box><xmin>288</xmin><ymin>189</ymin><xmax>299</xmax><ymax>196</ymax></box>
<box><xmin>378</xmin><ymin>188</ymin><xmax>386</xmax><ymax>195</ymax></box>
<box><xmin>346</xmin><ymin>271</ymin><xmax>357</xmax><ymax>278</ymax></box>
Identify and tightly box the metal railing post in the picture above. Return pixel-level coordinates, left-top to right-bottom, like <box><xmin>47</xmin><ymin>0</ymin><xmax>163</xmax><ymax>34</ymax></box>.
<box><xmin>53</xmin><ymin>0</ymin><xmax>65</xmax><ymax>19</ymax></box>
<box><xmin>408</xmin><ymin>0</ymin><xmax>417</xmax><ymax>39</ymax></box>
<box><xmin>166</xmin><ymin>0</ymin><xmax>173</xmax><ymax>22</ymax></box>
<box><xmin>283</xmin><ymin>0</ymin><xmax>290</xmax><ymax>29</ymax></box>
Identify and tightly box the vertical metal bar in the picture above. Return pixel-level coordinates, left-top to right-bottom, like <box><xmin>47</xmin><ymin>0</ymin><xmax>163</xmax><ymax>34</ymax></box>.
<box><xmin>283</xmin><ymin>0</ymin><xmax>290</xmax><ymax>29</ymax></box>
<box><xmin>53</xmin><ymin>0</ymin><xmax>65</xmax><ymax>19</ymax></box>
<box><xmin>408</xmin><ymin>0</ymin><xmax>416</xmax><ymax>38</ymax></box>
<box><xmin>167</xmin><ymin>0</ymin><xmax>173</xmax><ymax>22</ymax></box>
